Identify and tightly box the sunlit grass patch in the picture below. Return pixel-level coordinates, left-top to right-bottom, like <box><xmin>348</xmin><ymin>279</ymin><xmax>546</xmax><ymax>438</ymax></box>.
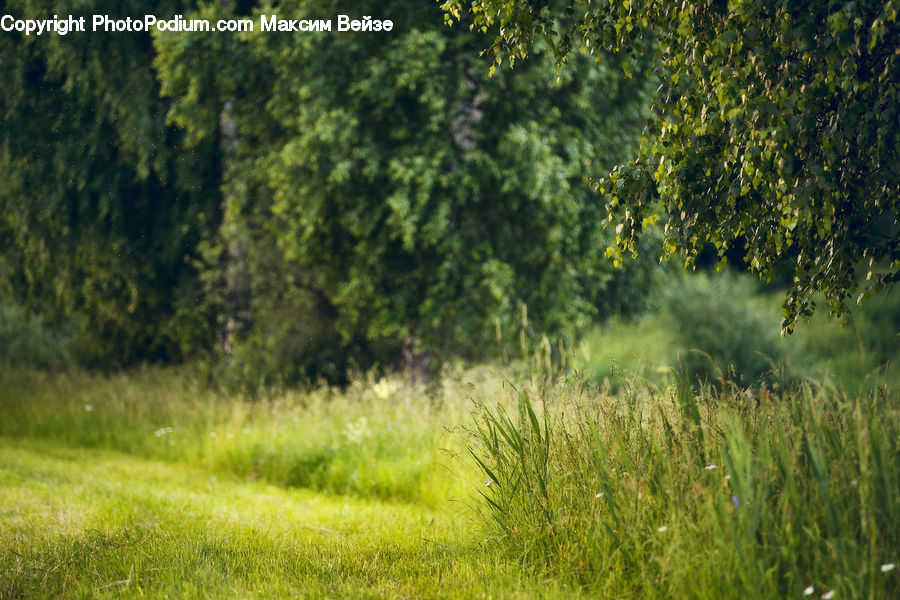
<box><xmin>0</xmin><ymin>439</ymin><xmax>581</xmax><ymax>599</ymax></box>
<box><xmin>0</xmin><ymin>366</ymin><xmax>490</xmax><ymax>505</ymax></box>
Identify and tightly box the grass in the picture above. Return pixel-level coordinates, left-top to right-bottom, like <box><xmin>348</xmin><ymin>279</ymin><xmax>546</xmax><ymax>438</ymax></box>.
<box><xmin>471</xmin><ymin>376</ymin><xmax>899</xmax><ymax>598</ymax></box>
<box><xmin>1</xmin><ymin>350</ymin><xmax>897</xmax><ymax>598</ymax></box>
<box><xmin>0</xmin><ymin>367</ymin><xmax>481</xmax><ymax>505</ymax></box>
<box><xmin>577</xmin><ymin>278</ymin><xmax>898</xmax><ymax>393</ymax></box>
<box><xmin>576</xmin><ymin>316</ymin><xmax>677</xmax><ymax>385</ymax></box>
<box><xmin>0</xmin><ymin>366</ymin><xmax>583</xmax><ymax>598</ymax></box>
<box><xmin>0</xmin><ymin>439</ymin><xmax>579</xmax><ymax>599</ymax></box>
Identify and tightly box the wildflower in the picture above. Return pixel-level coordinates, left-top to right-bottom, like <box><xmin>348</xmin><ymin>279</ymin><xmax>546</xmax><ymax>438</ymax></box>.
<box><xmin>373</xmin><ymin>378</ymin><xmax>400</xmax><ymax>400</ymax></box>
<box><xmin>484</xmin><ymin>480</ymin><xmax>492</xmax><ymax>488</ymax></box>
<box><xmin>242</xmin><ymin>428</ymin><xmax>250</xmax><ymax>435</ymax></box>
<box><xmin>881</xmin><ymin>563</ymin><xmax>895</xmax><ymax>573</ymax></box>
<box><xmin>657</xmin><ymin>525</ymin><xmax>668</xmax><ymax>533</ymax></box>
<box><xmin>84</xmin><ymin>404</ymin><xmax>94</xmax><ymax>412</ymax></box>
<box><xmin>209</xmin><ymin>432</ymin><xmax>217</xmax><ymax>438</ymax></box>
<box><xmin>344</xmin><ymin>417</ymin><xmax>370</xmax><ymax>443</ymax></box>
<box><xmin>822</xmin><ymin>591</ymin><xmax>834</xmax><ymax>600</ymax></box>
<box><xmin>724</xmin><ymin>475</ymin><xmax>731</xmax><ymax>481</ymax></box>
<box><xmin>226</xmin><ymin>433</ymin><xmax>235</xmax><ymax>439</ymax></box>
<box><xmin>803</xmin><ymin>586</ymin><xmax>815</xmax><ymax>596</ymax></box>
<box><xmin>209</xmin><ymin>476</ymin><xmax>217</xmax><ymax>483</ymax></box>
<box><xmin>704</xmin><ymin>464</ymin><xmax>717</xmax><ymax>470</ymax></box>
<box><xmin>595</xmin><ymin>492</ymin><xmax>603</xmax><ymax>499</ymax></box>
<box><xmin>732</xmin><ymin>495</ymin><xmax>740</xmax><ymax>508</ymax></box>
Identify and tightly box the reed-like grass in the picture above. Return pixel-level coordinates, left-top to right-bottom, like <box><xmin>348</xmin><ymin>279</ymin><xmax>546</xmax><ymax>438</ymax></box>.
<box><xmin>470</xmin><ymin>375</ymin><xmax>898</xmax><ymax>598</ymax></box>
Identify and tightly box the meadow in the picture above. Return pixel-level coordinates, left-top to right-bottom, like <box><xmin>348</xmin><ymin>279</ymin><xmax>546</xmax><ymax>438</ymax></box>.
<box><xmin>1</xmin><ymin>321</ymin><xmax>897</xmax><ymax>598</ymax></box>
<box><xmin>1</xmin><ymin>366</ymin><xmax>576</xmax><ymax>598</ymax></box>
<box><xmin>1</xmin><ymin>275</ymin><xmax>897</xmax><ymax>598</ymax></box>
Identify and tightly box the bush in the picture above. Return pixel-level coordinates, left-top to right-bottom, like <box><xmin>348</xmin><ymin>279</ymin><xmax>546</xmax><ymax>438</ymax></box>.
<box><xmin>0</xmin><ymin>300</ymin><xmax>74</xmax><ymax>369</ymax></box>
<box><xmin>664</xmin><ymin>273</ymin><xmax>788</xmax><ymax>386</ymax></box>
<box><xmin>788</xmin><ymin>292</ymin><xmax>900</xmax><ymax>392</ymax></box>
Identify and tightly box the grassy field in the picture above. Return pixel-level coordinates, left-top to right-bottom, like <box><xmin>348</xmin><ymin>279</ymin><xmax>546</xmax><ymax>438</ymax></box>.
<box><xmin>0</xmin><ymin>367</ymin><xmax>587</xmax><ymax>599</ymax></box>
<box><xmin>470</xmin><ymin>377</ymin><xmax>898</xmax><ymax>598</ymax></box>
<box><xmin>1</xmin><ymin>355</ymin><xmax>897</xmax><ymax>598</ymax></box>
<box><xmin>1</xmin><ymin>439</ymin><xmax>584</xmax><ymax>599</ymax></box>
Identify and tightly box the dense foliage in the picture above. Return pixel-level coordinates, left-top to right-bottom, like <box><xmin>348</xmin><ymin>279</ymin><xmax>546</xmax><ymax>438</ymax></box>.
<box><xmin>0</xmin><ymin>0</ymin><xmax>654</xmax><ymax>379</ymax></box>
<box><xmin>0</xmin><ymin>0</ymin><xmax>222</xmax><ymax>365</ymax></box>
<box><xmin>153</xmin><ymin>0</ymin><xmax>653</xmax><ymax>383</ymax></box>
<box><xmin>0</xmin><ymin>300</ymin><xmax>74</xmax><ymax>369</ymax></box>
<box><xmin>442</xmin><ymin>0</ymin><xmax>899</xmax><ymax>332</ymax></box>
<box><xmin>664</xmin><ymin>273</ymin><xmax>786</xmax><ymax>385</ymax></box>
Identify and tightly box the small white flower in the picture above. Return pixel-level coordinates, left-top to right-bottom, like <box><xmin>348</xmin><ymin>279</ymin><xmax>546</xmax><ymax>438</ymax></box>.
<box><xmin>594</xmin><ymin>492</ymin><xmax>603</xmax><ymax>499</ymax></box>
<box><xmin>803</xmin><ymin>586</ymin><xmax>815</xmax><ymax>596</ymax></box>
<box><xmin>704</xmin><ymin>464</ymin><xmax>717</xmax><ymax>470</ymax></box>
<box><xmin>822</xmin><ymin>591</ymin><xmax>834</xmax><ymax>600</ymax></box>
<box><xmin>209</xmin><ymin>476</ymin><xmax>217</xmax><ymax>483</ymax></box>
<box><xmin>280</xmin><ymin>424</ymin><xmax>286</xmax><ymax>430</ymax></box>
<box><xmin>165</xmin><ymin>427</ymin><xmax>173</xmax><ymax>433</ymax></box>
<box><xmin>84</xmin><ymin>404</ymin><xmax>94</xmax><ymax>412</ymax></box>
<box><xmin>344</xmin><ymin>417</ymin><xmax>370</xmax><ymax>443</ymax></box>
<box><xmin>226</xmin><ymin>433</ymin><xmax>234</xmax><ymax>439</ymax></box>
<box><xmin>209</xmin><ymin>432</ymin><xmax>216</xmax><ymax>438</ymax></box>
<box><xmin>155</xmin><ymin>430</ymin><xmax>162</xmax><ymax>437</ymax></box>
<box><xmin>373</xmin><ymin>378</ymin><xmax>400</xmax><ymax>400</ymax></box>
<box><xmin>724</xmin><ymin>475</ymin><xmax>731</xmax><ymax>481</ymax></box>
<box><xmin>657</xmin><ymin>525</ymin><xmax>668</xmax><ymax>533</ymax></box>
<box><xmin>242</xmin><ymin>428</ymin><xmax>250</xmax><ymax>435</ymax></box>
<box><xmin>881</xmin><ymin>563</ymin><xmax>895</xmax><ymax>573</ymax></box>
<box><xmin>484</xmin><ymin>480</ymin><xmax>492</xmax><ymax>487</ymax></box>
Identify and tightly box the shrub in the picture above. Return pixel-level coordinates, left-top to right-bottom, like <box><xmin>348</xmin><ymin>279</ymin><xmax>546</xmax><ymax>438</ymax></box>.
<box><xmin>0</xmin><ymin>300</ymin><xmax>74</xmax><ymax>369</ymax></box>
<box><xmin>664</xmin><ymin>272</ymin><xmax>787</xmax><ymax>386</ymax></box>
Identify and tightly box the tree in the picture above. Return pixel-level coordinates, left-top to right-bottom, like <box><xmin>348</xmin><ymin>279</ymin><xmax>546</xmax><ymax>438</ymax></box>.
<box><xmin>0</xmin><ymin>0</ymin><xmax>222</xmax><ymax>365</ymax></box>
<box><xmin>154</xmin><ymin>0</ymin><xmax>654</xmax><ymax>383</ymax></box>
<box><xmin>441</xmin><ymin>0</ymin><xmax>899</xmax><ymax>332</ymax></box>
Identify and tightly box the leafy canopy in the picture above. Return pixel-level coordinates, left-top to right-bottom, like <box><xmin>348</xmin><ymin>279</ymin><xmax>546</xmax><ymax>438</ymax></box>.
<box><xmin>0</xmin><ymin>0</ymin><xmax>222</xmax><ymax>364</ymax></box>
<box><xmin>441</xmin><ymin>0</ymin><xmax>899</xmax><ymax>332</ymax></box>
<box><xmin>154</xmin><ymin>0</ymin><xmax>653</xmax><ymax>381</ymax></box>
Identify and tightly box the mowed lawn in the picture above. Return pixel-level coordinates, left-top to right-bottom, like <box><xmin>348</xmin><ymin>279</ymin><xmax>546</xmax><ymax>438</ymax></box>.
<box><xmin>0</xmin><ymin>437</ymin><xmax>579</xmax><ymax>599</ymax></box>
